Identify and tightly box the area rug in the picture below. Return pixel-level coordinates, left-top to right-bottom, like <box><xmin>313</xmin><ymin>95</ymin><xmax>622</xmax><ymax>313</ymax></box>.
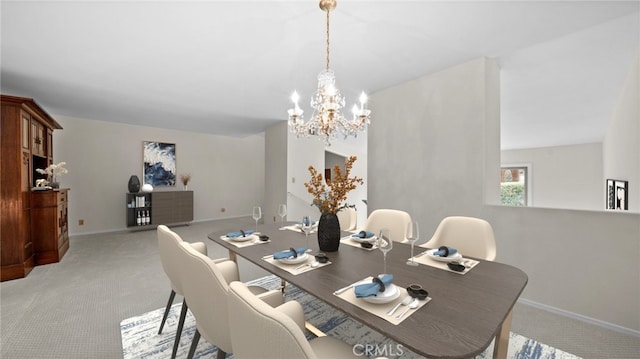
<box><xmin>120</xmin><ymin>275</ymin><xmax>580</xmax><ymax>359</ymax></box>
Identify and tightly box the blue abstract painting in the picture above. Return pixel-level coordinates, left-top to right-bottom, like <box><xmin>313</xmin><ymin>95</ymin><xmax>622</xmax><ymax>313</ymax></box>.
<box><xmin>143</xmin><ymin>141</ymin><xmax>176</xmax><ymax>186</ymax></box>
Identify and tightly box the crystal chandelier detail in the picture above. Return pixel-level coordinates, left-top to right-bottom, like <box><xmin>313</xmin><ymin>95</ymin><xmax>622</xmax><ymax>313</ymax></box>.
<box><xmin>288</xmin><ymin>0</ymin><xmax>371</xmax><ymax>145</ymax></box>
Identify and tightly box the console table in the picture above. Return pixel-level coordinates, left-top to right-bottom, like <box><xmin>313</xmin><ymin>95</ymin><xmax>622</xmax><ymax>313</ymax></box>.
<box><xmin>126</xmin><ymin>190</ymin><xmax>193</xmax><ymax>229</ymax></box>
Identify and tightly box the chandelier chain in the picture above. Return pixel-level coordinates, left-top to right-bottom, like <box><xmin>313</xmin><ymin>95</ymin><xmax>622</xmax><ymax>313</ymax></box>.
<box><xmin>325</xmin><ymin>8</ymin><xmax>330</xmax><ymax>70</ymax></box>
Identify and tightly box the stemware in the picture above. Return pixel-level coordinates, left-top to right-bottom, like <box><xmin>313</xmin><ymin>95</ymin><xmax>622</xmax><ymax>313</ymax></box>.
<box><xmin>278</xmin><ymin>204</ymin><xmax>287</xmax><ymax>222</ymax></box>
<box><xmin>301</xmin><ymin>216</ymin><xmax>313</xmax><ymax>248</ymax></box>
<box><xmin>378</xmin><ymin>228</ymin><xmax>393</xmax><ymax>274</ymax></box>
<box><xmin>406</xmin><ymin>221</ymin><xmax>419</xmax><ymax>266</ymax></box>
<box><xmin>252</xmin><ymin>206</ymin><xmax>262</xmax><ymax>233</ymax></box>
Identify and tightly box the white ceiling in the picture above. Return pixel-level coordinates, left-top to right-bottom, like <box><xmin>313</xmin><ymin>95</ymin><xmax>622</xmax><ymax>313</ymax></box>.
<box><xmin>1</xmin><ymin>1</ymin><xmax>638</xmax><ymax>149</ymax></box>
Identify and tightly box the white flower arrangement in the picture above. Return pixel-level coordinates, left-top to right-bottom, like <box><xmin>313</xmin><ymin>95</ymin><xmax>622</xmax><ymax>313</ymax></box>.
<box><xmin>36</xmin><ymin>162</ymin><xmax>68</xmax><ymax>183</ymax></box>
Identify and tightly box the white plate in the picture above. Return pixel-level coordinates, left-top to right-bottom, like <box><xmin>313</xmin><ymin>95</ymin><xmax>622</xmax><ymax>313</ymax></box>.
<box><xmin>221</xmin><ymin>234</ymin><xmax>257</xmax><ymax>242</ymax></box>
<box><xmin>426</xmin><ymin>248</ymin><xmax>462</xmax><ymax>262</ymax></box>
<box><xmin>356</xmin><ymin>283</ymin><xmax>400</xmax><ymax>304</ymax></box>
<box><xmin>277</xmin><ymin>252</ymin><xmax>309</xmax><ymax>264</ymax></box>
<box><xmin>350</xmin><ymin>235</ymin><xmax>377</xmax><ymax>243</ymax></box>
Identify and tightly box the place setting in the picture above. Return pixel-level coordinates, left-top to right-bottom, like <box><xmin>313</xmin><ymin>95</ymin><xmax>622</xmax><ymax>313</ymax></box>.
<box><xmin>333</xmin><ymin>229</ymin><xmax>431</xmax><ymax>324</ymax></box>
<box><xmin>219</xmin><ymin>229</ymin><xmax>271</xmax><ymax>248</ymax></box>
<box><xmin>340</xmin><ymin>230</ymin><xmax>378</xmax><ymax>251</ymax></box>
<box><xmin>262</xmin><ymin>247</ymin><xmax>332</xmax><ymax>275</ymax></box>
<box><xmin>410</xmin><ymin>245</ymin><xmax>479</xmax><ymax>274</ymax></box>
<box><xmin>280</xmin><ymin>215</ymin><xmax>318</xmax><ymax>235</ymax></box>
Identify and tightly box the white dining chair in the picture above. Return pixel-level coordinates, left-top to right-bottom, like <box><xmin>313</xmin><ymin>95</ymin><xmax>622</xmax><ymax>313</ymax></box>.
<box><xmin>176</xmin><ymin>241</ymin><xmax>283</xmax><ymax>359</ymax></box>
<box><xmin>227</xmin><ymin>281</ymin><xmax>362</xmax><ymax>359</ymax></box>
<box><xmin>362</xmin><ymin>209</ymin><xmax>412</xmax><ymax>242</ymax></box>
<box><xmin>337</xmin><ymin>206</ymin><xmax>357</xmax><ymax>231</ymax></box>
<box><xmin>420</xmin><ymin>216</ymin><xmax>497</xmax><ymax>261</ymax></box>
<box><xmin>157</xmin><ymin>225</ymin><xmax>210</xmax><ymax>359</ymax></box>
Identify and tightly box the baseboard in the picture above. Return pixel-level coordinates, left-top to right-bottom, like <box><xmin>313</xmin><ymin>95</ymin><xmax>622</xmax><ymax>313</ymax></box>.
<box><xmin>518</xmin><ymin>297</ymin><xmax>640</xmax><ymax>338</ymax></box>
<box><xmin>69</xmin><ymin>215</ymin><xmax>252</xmax><ymax>237</ymax></box>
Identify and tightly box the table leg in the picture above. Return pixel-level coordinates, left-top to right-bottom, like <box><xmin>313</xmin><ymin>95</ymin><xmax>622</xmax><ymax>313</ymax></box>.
<box><xmin>493</xmin><ymin>309</ymin><xmax>513</xmax><ymax>359</ymax></box>
<box><xmin>228</xmin><ymin>250</ymin><xmax>237</xmax><ymax>263</ymax></box>
<box><xmin>281</xmin><ymin>278</ymin><xmax>286</xmax><ymax>294</ymax></box>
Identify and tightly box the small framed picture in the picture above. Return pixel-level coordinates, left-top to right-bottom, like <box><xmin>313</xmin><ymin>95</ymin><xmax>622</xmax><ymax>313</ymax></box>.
<box><xmin>606</xmin><ymin>179</ymin><xmax>628</xmax><ymax>210</ymax></box>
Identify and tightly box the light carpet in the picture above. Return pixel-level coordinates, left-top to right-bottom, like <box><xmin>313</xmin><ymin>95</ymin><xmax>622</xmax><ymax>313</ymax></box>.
<box><xmin>120</xmin><ymin>275</ymin><xmax>581</xmax><ymax>359</ymax></box>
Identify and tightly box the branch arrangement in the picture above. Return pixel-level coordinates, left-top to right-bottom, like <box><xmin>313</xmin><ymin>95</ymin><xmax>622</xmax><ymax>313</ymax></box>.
<box><xmin>304</xmin><ymin>156</ymin><xmax>363</xmax><ymax>214</ymax></box>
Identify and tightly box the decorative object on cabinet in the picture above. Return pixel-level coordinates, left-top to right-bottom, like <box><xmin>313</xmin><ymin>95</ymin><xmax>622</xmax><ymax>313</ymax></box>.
<box><xmin>128</xmin><ymin>175</ymin><xmax>141</xmax><ymax>193</ymax></box>
<box><xmin>141</xmin><ymin>183</ymin><xmax>154</xmax><ymax>193</ymax></box>
<box><xmin>143</xmin><ymin>141</ymin><xmax>176</xmax><ymax>187</ymax></box>
<box><xmin>126</xmin><ymin>191</ymin><xmax>193</xmax><ymax>229</ymax></box>
<box><xmin>35</xmin><ymin>161</ymin><xmax>67</xmax><ymax>189</ymax></box>
<box><xmin>1</xmin><ymin>94</ymin><xmax>63</xmax><ymax>281</ymax></box>
<box><xmin>179</xmin><ymin>173</ymin><xmax>191</xmax><ymax>191</ymax></box>
<box><xmin>606</xmin><ymin>179</ymin><xmax>628</xmax><ymax>210</ymax></box>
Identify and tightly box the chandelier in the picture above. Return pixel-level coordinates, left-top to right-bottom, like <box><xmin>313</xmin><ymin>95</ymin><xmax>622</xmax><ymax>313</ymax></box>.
<box><xmin>288</xmin><ymin>0</ymin><xmax>371</xmax><ymax>145</ymax></box>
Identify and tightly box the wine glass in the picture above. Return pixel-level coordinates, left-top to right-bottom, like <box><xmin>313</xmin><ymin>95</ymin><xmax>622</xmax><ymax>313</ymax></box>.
<box><xmin>252</xmin><ymin>206</ymin><xmax>262</xmax><ymax>233</ymax></box>
<box><xmin>301</xmin><ymin>216</ymin><xmax>312</xmax><ymax>248</ymax></box>
<box><xmin>378</xmin><ymin>228</ymin><xmax>393</xmax><ymax>274</ymax></box>
<box><xmin>406</xmin><ymin>221</ymin><xmax>419</xmax><ymax>266</ymax></box>
<box><xmin>278</xmin><ymin>204</ymin><xmax>287</xmax><ymax>222</ymax></box>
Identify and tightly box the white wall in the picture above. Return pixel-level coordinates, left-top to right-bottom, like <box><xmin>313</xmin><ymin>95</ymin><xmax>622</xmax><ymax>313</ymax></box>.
<box><xmin>323</xmin><ymin>134</ymin><xmax>368</xmax><ymax>228</ymax></box>
<box><xmin>54</xmin><ymin>116</ymin><xmax>265</xmax><ymax>235</ymax></box>
<box><xmin>603</xmin><ymin>48</ymin><xmax>640</xmax><ymax>213</ymax></box>
<box><xmin>264</xmin><ymin>122</ymin><xmax>288</xmax><ymax>224</ymax></box>
<box><xmin>281</xmin><ymin>129</ymin><xmax>368</xmax><ymax>226</ymax></box>
<box><xmin>369</xmin><ymin>57</ymin><xmax>499</xmax><ymax>225</ymax></box>
<box><xmin>502</xmin><ymin>143</ymin><xmax>603</xmax><ymax>210</ymax></box>
<box><xmin>369</xmin><ymin>57</ymin><xmax>640</xmax><ymax>333</ymax></box>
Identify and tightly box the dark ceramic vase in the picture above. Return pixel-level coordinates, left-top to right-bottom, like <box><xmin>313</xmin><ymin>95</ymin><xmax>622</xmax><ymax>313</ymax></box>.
<box><xmin>317</xmin><ymin>213</ymin><xmax>341</xmax><ymax>252</ymax></box>
<box><xmin>128</xmin><ymin>175</ymin><xmax>141</xmax><ymax>193</ymax></box>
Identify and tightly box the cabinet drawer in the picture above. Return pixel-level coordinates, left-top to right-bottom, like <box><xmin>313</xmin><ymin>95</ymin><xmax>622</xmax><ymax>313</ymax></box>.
<box><xmin>58</xmin><ymin>190</ymin><xmax>67</xmax><ymax>204</ymax></box>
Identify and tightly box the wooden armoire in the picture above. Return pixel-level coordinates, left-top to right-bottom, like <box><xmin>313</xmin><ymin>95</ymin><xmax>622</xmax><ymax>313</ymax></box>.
<box><xmin>1</xmin><ymin>95</ymin><xmax>66</xmax><ymax>281</ymax></box>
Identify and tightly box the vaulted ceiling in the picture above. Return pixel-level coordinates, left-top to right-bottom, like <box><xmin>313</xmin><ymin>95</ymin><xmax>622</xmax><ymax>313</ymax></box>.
<box><xmin>1</xmin><ymin>1</ymin><xmax>638</xmax><ymax>149</ymax></box>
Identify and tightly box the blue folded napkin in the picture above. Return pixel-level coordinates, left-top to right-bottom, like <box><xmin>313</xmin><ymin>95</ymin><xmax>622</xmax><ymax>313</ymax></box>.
<box><xmin>352</xmin><ymin>231</ymin><xmax>375</xmax><ymax>239</ymax></box>
<box><xmin>226</xmin><ymin>229</ymin><xmax>255</xmax><ymax>238</ymax></box>
<box><xmin>273</xmin><ymin>247</ymin><xmax>308</xmax><ymax>260</ymax></box>
<box><xmin>354</xmin><ymin>274</ymin><xmax>394</xmax><ymax>298</ymax></box>
<box><xmin>433</xmin><ymin>246</ymin><xmax>457</xmax><ymax>257</ymax></box>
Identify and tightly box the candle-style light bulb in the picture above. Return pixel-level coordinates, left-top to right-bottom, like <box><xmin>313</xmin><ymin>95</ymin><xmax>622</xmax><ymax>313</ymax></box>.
<box><xmin>291</xmin><ymin>91</ymin><xmax>300</xmax><ymax>105</ymax></box>
<box><xmin>359</xmin><ymin>91</ymin><xmax>367</xmax><ymax>110</ymax></box>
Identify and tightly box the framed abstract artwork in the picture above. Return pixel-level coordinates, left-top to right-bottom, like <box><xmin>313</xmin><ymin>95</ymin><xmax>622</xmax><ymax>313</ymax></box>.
<box><xmin>606</xmin><ymin>179</ymin><xmax>628</xmax><ymax>210</ymax></box>
<box><xmin>143</xmin><ymin>141</ymin><xmax>176</xmax><ymax>186</ymax></box>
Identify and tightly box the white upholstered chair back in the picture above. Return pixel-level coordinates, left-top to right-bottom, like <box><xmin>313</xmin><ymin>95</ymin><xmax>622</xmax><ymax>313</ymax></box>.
<box><xmin>227</xmin><ymin>281</ymin><xmax>316</xmax><ymax>359</ymax></box>
<box><xmin>421</xmin><ymin>216</ymin><xmax>497</xmax><ymax>261</ymax></box>
<box><xmin>337</xmin><ymin>207</ymin><xmax>357</xmax><ymax>231</ymax></box>
<box><xmin>363</xmin><ymin>209</ymin><xmax>412</xmax><ymax>242</ymax></box>
<box><xmin>157</xmin><ymin>225</ymin><xmax>187</xmax><ymax>295</ymax></box>
<box><xmin>176</xmin><ymin>241</ymin><xmax>239</xmax><ymax>354</ymax></box>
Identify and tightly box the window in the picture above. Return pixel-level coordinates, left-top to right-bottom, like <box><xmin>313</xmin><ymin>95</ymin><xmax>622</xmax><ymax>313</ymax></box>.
<box><xmin>500</xmin><ymin>166</ymin><xmax>529</xmax><ymax>206</ymax></box>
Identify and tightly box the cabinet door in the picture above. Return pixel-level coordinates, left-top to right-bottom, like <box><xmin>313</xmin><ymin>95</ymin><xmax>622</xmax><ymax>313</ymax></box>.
<box><xmin>47</xmin><ymin>129</ymin><xmax>53</xmax><ymax>159</ymax></box>
<box><xmin>21</xmin><ymin>112</ymin><xmax>30</xmax><ymax>150</ymax></box>
<box><xmin>31</xmin><ymin>120</ymin><xmax>45</xmax><ymax>157</ymax></box>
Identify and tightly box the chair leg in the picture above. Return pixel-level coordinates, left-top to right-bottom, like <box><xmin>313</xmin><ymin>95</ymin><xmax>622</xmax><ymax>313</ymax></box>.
<box><xmin>158</xmin><ymin>290</ymin><xmax>176</xmax><ymax>334</ymax></box>
<box><xmin>216</xmin><ymin>348</ymin><xmax>227</xmax><ymax>359</ymax></box>
<box><xmin>171</xmin><ymin>299</ymin><xmax>189</xmax><ymax>359</ymax></box>
<box><xmin>186</xmin><ymin>328</ymin><xmax>200</xmax><ymax>359</ymax></box>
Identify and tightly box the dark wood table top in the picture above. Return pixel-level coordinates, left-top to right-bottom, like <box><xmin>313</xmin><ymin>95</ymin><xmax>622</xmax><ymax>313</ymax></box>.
<box><xmin>209</xmin><ymin>222</ymin><xmax>528</xmax><ymax>358</ymax></box>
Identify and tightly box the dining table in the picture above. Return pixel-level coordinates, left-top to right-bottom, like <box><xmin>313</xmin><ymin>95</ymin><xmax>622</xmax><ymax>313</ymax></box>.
<box><xmin>208</xmin><ymin>222</ymin><xmax>528</xmax><ymax>359</ymax></box>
